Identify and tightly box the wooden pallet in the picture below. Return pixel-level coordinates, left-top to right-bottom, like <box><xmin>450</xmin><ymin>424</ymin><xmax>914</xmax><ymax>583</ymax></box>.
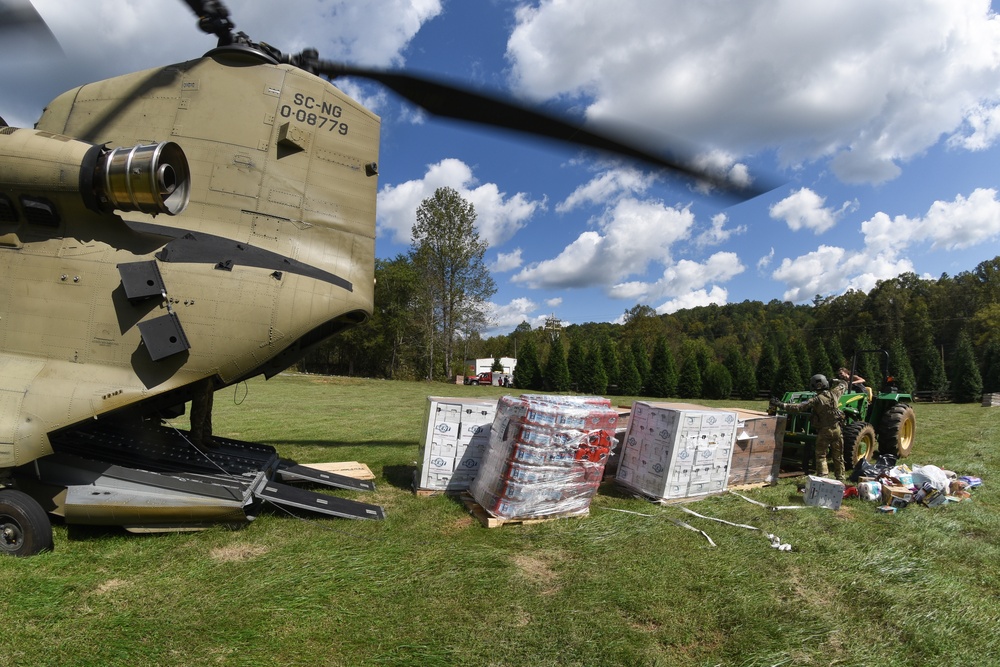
<box><xmin>305</xmin><ymin>461</ymin><xmax>375</xmax><ymax>480</ymax></box>
<box><xmin>460</xmin><ymin>493</ymin><xmax>588</xmax><ymax>528</ymax></box>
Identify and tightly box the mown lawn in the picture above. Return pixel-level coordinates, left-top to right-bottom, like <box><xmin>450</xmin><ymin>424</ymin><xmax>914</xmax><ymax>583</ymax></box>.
<box><xmin>2</xmin><ymin>374</ymin><xmax>998</xmax><ymax>666</ymax></box>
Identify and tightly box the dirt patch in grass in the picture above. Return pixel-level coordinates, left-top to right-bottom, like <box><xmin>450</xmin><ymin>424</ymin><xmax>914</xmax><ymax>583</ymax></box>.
<box><xmin>94</xmin><ymin>578</ymin><xmax>128</xmax><ymax>595</ymax></box>
<box><xmin>210</xmin><ymin>543</ymin><xmax>269</xmax><ymax>562</ymax></box>
<box><xmin>512</xmin><ymin>550</ymin><xmax>565</xmax><ymax>596</ymax></box>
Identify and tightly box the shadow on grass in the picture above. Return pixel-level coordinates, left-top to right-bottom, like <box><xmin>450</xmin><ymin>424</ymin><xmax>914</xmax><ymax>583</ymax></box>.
<box><xmin>260</xmin><ymin>439</ymin><xmax>415</xmax><ymax>448</ymax></box>
<box><xmin>383</xmin><ymin>463</ymin><xmax>418</xmax><ymax>491</ymax></box>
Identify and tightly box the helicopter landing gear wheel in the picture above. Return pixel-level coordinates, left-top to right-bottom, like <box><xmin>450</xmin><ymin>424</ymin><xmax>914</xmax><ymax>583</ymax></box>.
<box><xmin>0</xmin><ymin>489</ymin><xmax>53</xmax><ymax>557</ymax></box>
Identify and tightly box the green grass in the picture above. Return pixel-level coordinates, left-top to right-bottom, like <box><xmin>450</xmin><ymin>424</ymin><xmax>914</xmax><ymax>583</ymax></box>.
<box><xmin>3</xmin><ymin>375</ymin><xmax>999</xmax><ymax>666</ymax></box>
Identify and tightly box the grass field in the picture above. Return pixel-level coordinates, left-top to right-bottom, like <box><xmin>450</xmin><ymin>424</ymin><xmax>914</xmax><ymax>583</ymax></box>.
<box><xmin>2</xmin><ymin>374</ymin><xmax>999</xmax><ymax>666</ymax></box>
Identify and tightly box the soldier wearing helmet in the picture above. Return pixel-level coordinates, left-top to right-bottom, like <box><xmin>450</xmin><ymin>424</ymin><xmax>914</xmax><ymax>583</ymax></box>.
<box><xmin>771</xmin><ymin>368</ymin><xmax>850</xmax><ymax>480</ymax></box>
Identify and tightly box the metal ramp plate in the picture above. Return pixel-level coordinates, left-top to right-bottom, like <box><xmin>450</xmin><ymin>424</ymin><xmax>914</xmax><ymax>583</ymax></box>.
<box><xmin>276</xmin><ymin>463</ymin><xmax>376</xmax><ymax>492</ymax></box>
<box><xmin>254</xmin><ymin>479</ymin><xmax>385</xmax><ymax>520</ymax></box>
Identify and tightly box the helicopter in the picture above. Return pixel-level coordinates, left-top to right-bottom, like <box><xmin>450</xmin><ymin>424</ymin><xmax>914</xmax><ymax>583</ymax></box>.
<box><xmin>0</xmin><ymin>0</ymin><xmax>761</xmax><ymax>555</ymax></box>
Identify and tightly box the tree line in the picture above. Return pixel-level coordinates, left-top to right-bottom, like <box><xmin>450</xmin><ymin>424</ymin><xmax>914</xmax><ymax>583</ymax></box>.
<box><xmin>299</xmin><ymin>190</ymin><xmax>1000</xmax><ymax>403</ymax></box>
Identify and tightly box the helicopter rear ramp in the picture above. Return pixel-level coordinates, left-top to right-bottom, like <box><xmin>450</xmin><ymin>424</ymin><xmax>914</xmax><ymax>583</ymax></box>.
<box><xmin>33</xmin><ymin>422</ymin><xmax>386</xmax><ymax>530</ymax></box>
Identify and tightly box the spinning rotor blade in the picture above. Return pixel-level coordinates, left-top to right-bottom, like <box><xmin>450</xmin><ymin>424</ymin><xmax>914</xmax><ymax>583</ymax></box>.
<box><xmin>304</xmin><ymin>60</ymin><xmax>768</xmax><ymax>200</ymax></box>
<box><xmin>0</xmin><ymin>0</ymin><xmax>62</xmax><ymax>55</ymax></box>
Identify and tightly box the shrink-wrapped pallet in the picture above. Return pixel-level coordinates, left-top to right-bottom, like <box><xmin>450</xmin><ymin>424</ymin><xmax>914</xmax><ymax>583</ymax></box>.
<box><xmin>469</xmin><ymin>395</ymin><xmax>619</xmax><ymax>520</ymax></box>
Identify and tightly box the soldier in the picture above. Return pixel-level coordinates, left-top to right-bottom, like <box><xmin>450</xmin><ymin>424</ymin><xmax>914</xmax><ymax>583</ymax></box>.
<box><xmin>771</xmin><ymin>369</ymin><xmax>850</xmax><ymax>481</ymax></box>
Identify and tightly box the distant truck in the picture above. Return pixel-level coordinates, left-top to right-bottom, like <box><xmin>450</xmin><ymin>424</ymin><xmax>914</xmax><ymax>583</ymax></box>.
<box><xmin>464</xmin><ymin>372</ymin><xmax>510</xmax><ymax>386</ymax></box>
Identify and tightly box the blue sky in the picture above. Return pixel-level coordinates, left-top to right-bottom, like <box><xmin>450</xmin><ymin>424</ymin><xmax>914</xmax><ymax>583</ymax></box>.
<box><xmin>7</xmin><ymin>0</ymin><xmax>1000</xmax><ymax>336</ymax></box>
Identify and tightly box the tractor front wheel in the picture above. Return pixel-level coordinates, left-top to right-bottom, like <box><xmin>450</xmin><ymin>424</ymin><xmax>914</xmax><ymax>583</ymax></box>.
<box><xmin>879</xmin><ymin>403</ymin><xmax>916</xmax><ymax>458</ymax></box>
<box><xmin>842</xmin><ymin>422</ymin><xmax>877</xmax><ymax>468</ymax></box>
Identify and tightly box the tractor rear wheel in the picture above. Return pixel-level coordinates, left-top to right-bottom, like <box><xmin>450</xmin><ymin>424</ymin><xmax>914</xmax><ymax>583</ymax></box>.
<box><xmin>879</xmin><ymin>403</ymin><xmax>916</xmax><ymax>458</ymax></box>
<box><xmin>0</xmin><ymin>489</ymin><xmax>53</xmax><ymax>557</ymax></box>
<box><xmin>842</xmin><ymin>422</ymin><xmax>877</xmax><ymax>467</ymax></box>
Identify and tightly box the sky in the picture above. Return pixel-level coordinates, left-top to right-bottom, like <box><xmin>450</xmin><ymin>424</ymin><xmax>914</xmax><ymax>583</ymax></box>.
<box><xmin>4</xmin><ymin>0</ymin><xmax>1000</xmax><ymax>336</ymax></box>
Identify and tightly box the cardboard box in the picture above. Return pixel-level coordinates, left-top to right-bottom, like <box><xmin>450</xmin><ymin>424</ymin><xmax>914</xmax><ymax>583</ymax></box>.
<box><xmin>615</xmin><ymin>401</ymin><xmax>737</xmax><ymax>501</ymax></box>
<box><xmin>417</xmin><ymin>397</ymin><xmax>497</xmax><ymax>493</ymax></box>
<box><xmin>726</xmin><ymin>409</ymin><xmax>785</xmax><ymax>487</ymax></box>
<box><xmin>804</xmin><ymin>475</ymin><xmax>845</xmax><ymax>510</ymax></box>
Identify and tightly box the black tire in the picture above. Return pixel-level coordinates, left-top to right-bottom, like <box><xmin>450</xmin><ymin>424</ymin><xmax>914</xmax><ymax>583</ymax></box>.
<box><xmin>879</xmin><ymin>403</ymin><xmax>916</xmax><ymax>458</ymax></box>
<box><xmin>0</xmin><ymin>489</ymin><xmax>53</xmax><ymax>557</ymax></box>
<box><xmin>842</xmin><ymin>422</ymin><xmax>877</xmax><ymax>468</ymax></box>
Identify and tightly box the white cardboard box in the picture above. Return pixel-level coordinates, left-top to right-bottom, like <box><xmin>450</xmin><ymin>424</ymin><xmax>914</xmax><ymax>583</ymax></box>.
<box><xmin>804</xmin><ymin>475</ymin><xmax>845</xmax><ymax>510</ymax></box>
<box><xmin>615</xmin><ymin>402</ymin><xmax>737</xmax><ymax>501</ymax></box>
<box><xmin>417</xmin><ymin>397</ymin><xmax>497</xmax><ymax>493</ymax></box>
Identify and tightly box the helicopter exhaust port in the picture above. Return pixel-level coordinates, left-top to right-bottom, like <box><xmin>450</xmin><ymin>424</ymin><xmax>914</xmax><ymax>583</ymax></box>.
<box><xmin>99</xmin><ymin>141</ymin><xmax>191</xmax><ymax>216</ymax></box>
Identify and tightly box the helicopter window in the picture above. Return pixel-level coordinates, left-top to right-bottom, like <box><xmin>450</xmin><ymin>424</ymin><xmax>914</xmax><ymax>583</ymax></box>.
<box><xmin>20</xmin><ymin>196</ymin><xmax>59</xmax><ymax>226</ymax></box>
<box><xmin>0</xmin><ymin>194</ymin><xmax>17</xmax><ymax>223</ymax></box>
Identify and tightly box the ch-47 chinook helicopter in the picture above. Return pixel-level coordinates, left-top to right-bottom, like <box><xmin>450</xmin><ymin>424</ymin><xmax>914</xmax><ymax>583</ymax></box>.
<box><xmin>0</xmin><ymin>0</ymin><xmax>762</xmax><ymax>555</ymax></box>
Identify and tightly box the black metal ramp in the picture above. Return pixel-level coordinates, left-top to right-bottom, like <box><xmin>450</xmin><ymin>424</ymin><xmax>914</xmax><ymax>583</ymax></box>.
<box><xmin>276</xmin><ymin>463</ymin><xmax>376</xmax><ymax>492</ymax></box>
<box><xmin>254</xmin><ymin>478</ymin><xmax>385</xmax><ymax>520</ymax></box>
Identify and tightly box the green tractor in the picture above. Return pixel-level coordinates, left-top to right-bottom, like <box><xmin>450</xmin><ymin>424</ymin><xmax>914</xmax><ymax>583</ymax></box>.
<box><xmin>773</xmin><ymin>349</ymin><xmax>916</xmax><ymax>473</ymax></box>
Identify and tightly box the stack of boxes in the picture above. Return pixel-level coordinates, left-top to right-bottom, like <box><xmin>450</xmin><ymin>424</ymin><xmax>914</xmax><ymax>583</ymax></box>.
<box><xmin>468</xmin><ymin>395</ymin><xmax>619</xmax><ymax>520</ymax></box>
<box><xmin>416</xmin><ymin>397</ymin><xmax>496</xmax><ymax>493</ymax></box>
<box><xmin>615</xmin><ymin>401</ymin><xmax>738</xmax><ymax>501</ymax></box>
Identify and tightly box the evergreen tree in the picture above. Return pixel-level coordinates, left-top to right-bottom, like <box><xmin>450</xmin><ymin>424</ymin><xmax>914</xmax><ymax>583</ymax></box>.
<box><xmin>678</xmin><ymin>354</ymin><xmax>703</xmax><ymax>399</ymax></box>
<box><xmin>980</xmin><ymin>339</ymin><xmax>1000</xmax><ymax>394</ymax></box>
<box><xmin>544</xmin><ymin>336</ymin><xmax>571</xmax><ymax>392</ymax></box>
<box><xmin>915</xmin><ymin>336</ymin><xmax>948</xmax><ymax>396</ymax></box>
<box><xmin>513</xmin><ymin>338</ymin><xmax>542</xmax><ymax>390</ymax></box>
<box><xmin>826</xmin><ymin>336</ymin><xmax>846</xmax><ymax>371</ymax></box>
<box><xmin>703</xmin><ymin>362</ymin><xmax>733</xmax><ymax>399</ymax></box>
<box><xmin>631</xmin><ymin>339</ymin><xmax>651</xmax><ymax>391</ymax></box>
<box><xmin>951</xmin><ymin>331</ymin><xmax>983</xmax><ymax>403</ymax></box>
<box><xmin>724</xmin><ymin>347</ymin><xmax>758</xmax><ymax>399</ymax></box>
<box><xmin>618</xmin><ymin>344</ymin><xmax>642</xmax><ymax>396</ymax></box>
<box><xmin>850</xmin><ymin>331</ymin><xmax>882</xmax><ymax>390</ymax></box>
<box><xmin>601</xmin><ymin>338</ymin><xmax>621</xmax><ymax>394</ymax></box>
<box><xmin>582</xmin><ymin>345</ymin><xmax>608</xmax><ymax>395</ymax></box>
<box><xmin>810</xmin><ymin>339</ymin><xmax>832</xmax><ymax>379</ymax></box>
<box><xmin>648</xmin><ymin>336</ymin><xmax>679</xmax><ymax>398</ymax></box>
<box><xmin>755</xmin><ymin>342</ymin><xmax>779</xmax><ymax>395</ymax></box>
<box><xmin>567</xmin><ymin>338</ymin><xmax>587</xmax><ymax>391</ymax></box>
<box><xmin>887</xmin><ymin>338</ymin><xmax>916</xmax><ymax>394</ymax></box>
<box><xmin>771</xmin><ymin>341</ymin><xmax>802</xmax><ymax>398</ymax></box>
<box><xmin>792</xmin><ymin>339</ymin><xmax>812</xmax><ymax>386</ymax></box>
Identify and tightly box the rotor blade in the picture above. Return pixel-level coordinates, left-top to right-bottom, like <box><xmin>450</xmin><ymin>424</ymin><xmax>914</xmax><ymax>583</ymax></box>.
<box><xmin>310</xmin><ymin>61</ymin><xmax>769</xmax><ymax>200</ymax></box>
<box><xmin>0</xmin><ymin>0</ymin><xmax>62</xmax><ymax>55</ymax></box>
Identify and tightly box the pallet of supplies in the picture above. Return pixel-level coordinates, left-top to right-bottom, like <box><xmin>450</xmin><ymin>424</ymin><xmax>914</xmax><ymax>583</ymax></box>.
<box><xmin>416</xmin><ymin>396</ymin><xmax>497</xmax><ymax>494</ymax></box>
<box><xmin>468</xmin><ymin>395</ymin><xmax>620</xmax><ymax>520</ymax></box>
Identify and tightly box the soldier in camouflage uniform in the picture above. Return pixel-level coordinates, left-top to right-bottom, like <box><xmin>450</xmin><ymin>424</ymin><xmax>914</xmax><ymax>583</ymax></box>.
<box><xmin>772</xmin><ymin>370</ymin><xmax>849</xmax><ymax>480</ymax></box>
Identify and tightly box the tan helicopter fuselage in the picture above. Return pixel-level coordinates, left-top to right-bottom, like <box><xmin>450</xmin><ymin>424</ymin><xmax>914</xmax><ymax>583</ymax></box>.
<box><xmin>0</xmin><ymin>50</ymin><xmax>381</xmax><ymax>471</ymax></box>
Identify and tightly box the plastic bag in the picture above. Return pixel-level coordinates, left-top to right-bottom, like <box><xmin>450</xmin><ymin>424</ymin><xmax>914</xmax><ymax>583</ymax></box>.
<box><xmin>911</xmin><ymin>464</ymin><xmax>949</xmax><ymax>492</ymax></box>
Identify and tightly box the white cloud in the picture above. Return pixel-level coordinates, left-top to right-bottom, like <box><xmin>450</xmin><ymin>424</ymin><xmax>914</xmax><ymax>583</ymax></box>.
<box><xmin>656</xmin><ymin>286</ymin><xmax>730</xmax><ymax>314</ymax></box>
<box><xmin>695</xmin><ymin>213</ymin><xmax>746</xmax><ymax>247</ymax></box>
<box><xmin>610</xmin><ymin>252</ymin><xmax>745</xmax><ymax>306</ymax></box>
<box><xmin>772</xmin><ymin>188</ymin><xmax>1000</xmax><ymax>301</ymax></box>
<box><xmin>491</xmin><ymin>249</ymin><xmax>524</xmax><ymax>273</ymax></box>
<box><xmin>512</xmin><ymin>197</ymin><xmax>695</xmax><ymax>289</ymax></box>
<box><xmin>506</xmin><ymin>0</ymin><xmax>1000</xmax><ymax>185</ymax></box>
<box><xmin>757</xmin><ymin>247</ymin><xmax>775</xmax><ymax>271</ymax></box>
<box><xmin>545</xmin><ymin>297</ymin><xmax>563</xmax><ymax>308</ymax></box>
<box><xmin>772</xmin><ymin>246</ymin><xmax>914</xmax><ymax>302</ymax></box>
<box><xmin>861</xmin><ymin>188</ymin><xmax>1000</xmax><ymax>253</ymax></box>
<box><xmin>555</xmin><ymin>167</ymin><xmax>655</xmax><ymax>212</ymax></box>
<box><xmin>376</xmin><ymin>158</ymin><xmax>543</xmax><ymax>245</ymax></box>
<box><xmin>486</xmin><ymin>297</ymin><xmax>540</xmax><ymax>332</ymax></box>
<box><xmin>769</xmin><ymin>187</ymin><xmax>855</xmax><ymax>234</ymax></box>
